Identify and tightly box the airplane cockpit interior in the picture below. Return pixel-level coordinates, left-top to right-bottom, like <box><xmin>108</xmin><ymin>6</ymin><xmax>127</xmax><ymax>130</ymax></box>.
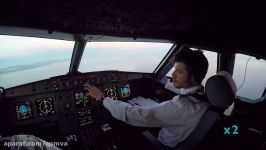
<box><xmin>0</xmin><ymin>1</ymin><xmax>266</xmax><ymax>150</ymax></box>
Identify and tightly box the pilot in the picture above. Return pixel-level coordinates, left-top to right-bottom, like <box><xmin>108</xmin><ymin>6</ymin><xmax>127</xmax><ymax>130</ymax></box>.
<box><xmin>83</xmin><ymin>48</ymin><xmax>209</xmax><ymax>148</ymax></box>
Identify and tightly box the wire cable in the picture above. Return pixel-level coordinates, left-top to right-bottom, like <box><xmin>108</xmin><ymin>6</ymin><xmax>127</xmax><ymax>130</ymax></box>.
<box><xmin>237</xmin><ymin>56</ymin><xmax>251</xmax><ymax>92</ymax></box>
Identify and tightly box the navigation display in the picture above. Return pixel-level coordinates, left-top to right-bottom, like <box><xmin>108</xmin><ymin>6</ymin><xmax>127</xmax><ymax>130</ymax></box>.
<box><xmin>120</xmin><ymin>85</ymin><xmax>131</xmax><ymax>98</ymax></box>
<box><xmin>105</xmin><ymin>87</ymin><xmax>117</xmax><ymax>100</ymax></box>
<box><xmin>36</xmin><ymin>97</ymin><xmax>55</xmax><ymax>117</ymax></box>
<box><xmin>15</xmin><ymin>102</ymin><xmax>33</xmax><ymax>120</ymax></box>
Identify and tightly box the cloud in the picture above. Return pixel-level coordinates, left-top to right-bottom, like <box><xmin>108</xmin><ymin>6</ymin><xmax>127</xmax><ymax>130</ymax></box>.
<box><xmin>79</xmin><ymin>56</ymin><xmax>161</xmax><ymax>73</ymax></box>
<box><xmin>0</xmin><ymin>59</ymin><xmax>68</xmax><ymax>75</ymax></box>
<box><xmin>0</xmin><ymin>35</ymin><xmax>74</xmax><ymax>58</ymax></box>
<box><xmin>0</xmin><ymin>36</ymin><xmax>172</xmax><ymax>59</ymax></box>
<box><xmin>86</xmin><ymin>42</ymin><xmax>173</xmax><ymax>52</ymax></box>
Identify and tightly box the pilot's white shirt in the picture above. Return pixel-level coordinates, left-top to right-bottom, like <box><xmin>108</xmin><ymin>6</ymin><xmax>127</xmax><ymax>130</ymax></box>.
<box><xmin>103</xmin><ymin>85</ymin><xmax>209</xmax><ymax>147</ymax></box>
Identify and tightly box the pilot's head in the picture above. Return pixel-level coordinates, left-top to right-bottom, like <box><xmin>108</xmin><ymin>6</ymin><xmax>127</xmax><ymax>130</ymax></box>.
<box><xmin>171</xmin><ymin>48</ymin><xmax>208</xmax><ymax>88</ymax></box>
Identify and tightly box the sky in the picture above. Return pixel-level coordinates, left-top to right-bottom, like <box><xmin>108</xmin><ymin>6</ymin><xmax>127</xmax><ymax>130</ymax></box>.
<box><xmin>0</xmin><ymin>35</ymin><xmax>265</xmax><ymax>100</ymax></box>
<box><xmin>0</xmin><ymin>35</ymin><xmax>172</xmax><ymax>88</ymax></box>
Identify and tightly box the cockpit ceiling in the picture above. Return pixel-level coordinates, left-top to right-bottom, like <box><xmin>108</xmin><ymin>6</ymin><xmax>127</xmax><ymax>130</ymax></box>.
<box><xmin>0</xmin><ymin>0</ymin><xmax>265</xmax><ymax>58</ymax></box>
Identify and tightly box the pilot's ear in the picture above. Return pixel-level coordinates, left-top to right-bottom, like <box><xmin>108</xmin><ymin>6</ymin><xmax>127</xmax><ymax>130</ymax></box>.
<box><xmin>189</xmin><ymin>74</ymin><xmax>199</xmax><ymax>84</ymax></box>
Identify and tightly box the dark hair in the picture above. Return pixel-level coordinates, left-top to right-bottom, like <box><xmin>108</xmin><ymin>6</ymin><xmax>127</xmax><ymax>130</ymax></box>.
<box><xmin>174</xmin><ymin>48</ymin><xmax>209</xmax><ymax>83</ymax></box>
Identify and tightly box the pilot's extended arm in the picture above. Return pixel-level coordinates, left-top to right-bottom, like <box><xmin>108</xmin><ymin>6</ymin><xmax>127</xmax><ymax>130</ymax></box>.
<box><xmin>102</xmin><ymin>96</ymin><xmax>199</xmax><ymax>127</ymax></box>
<box><xmin>83</xmin><ymin>82</ymin><xmax>207</xmax><ymax>128</ymax></box>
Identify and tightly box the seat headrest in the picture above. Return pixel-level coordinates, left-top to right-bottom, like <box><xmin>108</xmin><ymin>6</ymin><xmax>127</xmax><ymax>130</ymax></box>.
<box><xmin>205</xmin><ymin>71</ymin><xmax>236</xmax><ymax>109</ymax></box>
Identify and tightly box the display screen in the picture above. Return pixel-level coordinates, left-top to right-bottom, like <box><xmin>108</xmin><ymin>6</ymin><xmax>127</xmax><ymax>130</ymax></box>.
<box><xmin>36</xmin><ymin>97</ymin><xmax>55</xmax><ymax>117</ymax></box>
<box><xmin>105</xmin><ymin>87</ymin><xmax>117</xmax><ymax>100</ymax></box>
<box><xmin>15</xmin><ymin>102</ymin><xmax>33</xmax><ymax>120</ymax></box>
<box><xmin>120</xmin><ymin>85</ymin><xmax>131</xmax><ymax>98</ymax></box>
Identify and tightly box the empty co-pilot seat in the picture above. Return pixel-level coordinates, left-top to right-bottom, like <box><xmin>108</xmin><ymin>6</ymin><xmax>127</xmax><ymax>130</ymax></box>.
<box><xmin>143</xmin><ymin>71</ymin><xmax>237</xmax><ymax>150</ymax></box>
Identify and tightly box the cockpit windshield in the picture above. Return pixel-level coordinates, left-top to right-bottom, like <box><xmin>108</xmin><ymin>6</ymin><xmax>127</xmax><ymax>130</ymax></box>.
<box><xmin>0</xmin><ymin>35</ymin><xmax>74</xmax><ymax>88</ymax></box>
<box><xmin>0</xmin><ymin>36</ymin><xmax>173</xmax><ymax>88</ymax></box>
<box><xmin>79</xmin><ymin>42</ymin><xmax>173</xmax><ymax>73</ymax></box>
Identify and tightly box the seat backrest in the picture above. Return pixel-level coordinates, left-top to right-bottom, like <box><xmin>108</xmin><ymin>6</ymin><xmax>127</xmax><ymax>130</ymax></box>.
<box><xmin>205</xmin><ymin>71</ymin><xmax>237</xmax><ymax>110</ymax></box>
<box><xmin>142</xmin><ymin>71</ymin><xmax>237</xmax><ymax>150</ymax></box>
<box><xmin>174</xmin><ymin>71</ymin><xmax>236</xmax><ymax>150</ymax></box>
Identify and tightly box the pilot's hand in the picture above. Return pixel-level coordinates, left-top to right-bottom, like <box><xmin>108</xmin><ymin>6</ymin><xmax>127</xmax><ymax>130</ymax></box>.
<box><xmin>83</xmin><ymin>82</ymin><xmax>104</xmax><ymax>101</ymax></box>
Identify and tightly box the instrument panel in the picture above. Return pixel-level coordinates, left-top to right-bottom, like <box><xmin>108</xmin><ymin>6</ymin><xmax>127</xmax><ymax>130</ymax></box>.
<box><xmin>0</xmin><ymin>71</ymin><xmax>155</xmax><ymax>150</ymax></box>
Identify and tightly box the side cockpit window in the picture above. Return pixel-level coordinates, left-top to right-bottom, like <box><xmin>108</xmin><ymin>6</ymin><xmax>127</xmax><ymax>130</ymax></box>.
<box><xmin>233</xmin><ymin>53</ymin><xmax>266</xmax><ymax>100</ymax></box>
